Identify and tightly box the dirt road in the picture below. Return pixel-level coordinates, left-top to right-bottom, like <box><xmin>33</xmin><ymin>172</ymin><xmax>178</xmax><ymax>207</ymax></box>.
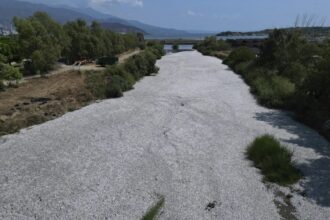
<box><xmin>0</xmin><ymin>51</ymin><xmax>329</xmax><ymax>219</ymax></box>
<box><xmin>20</xmin><ymin>49</ymin><xmax>141</xmax><ymax>82</ymax></box>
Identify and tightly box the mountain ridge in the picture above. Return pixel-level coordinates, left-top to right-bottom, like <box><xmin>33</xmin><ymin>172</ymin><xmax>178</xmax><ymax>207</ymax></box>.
<box><xmin>0</xmin><ymin>0</ymin><xmax>191</xmax><ymax>36</ymax></box>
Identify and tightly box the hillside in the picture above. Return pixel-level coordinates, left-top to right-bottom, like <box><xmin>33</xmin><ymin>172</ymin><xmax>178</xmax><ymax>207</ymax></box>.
<box><xmin>0</xmin><ymin>0</ymin><xmax>93</xmax><ymax>25</ymax></box>
<box><xmin>0</xmin><ymin>0</ymin><xmax>191</xmax><ymax>36</ymax></box>
<box><xmin>100</xmin><ymin>22</ymin><xmax>147</xmax><ymax>34</ymax></box>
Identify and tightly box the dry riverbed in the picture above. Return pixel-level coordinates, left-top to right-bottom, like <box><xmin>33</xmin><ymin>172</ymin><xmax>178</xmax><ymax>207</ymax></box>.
<box><xmin>0</xmin><ymin>51</ymin><xmax>329</xmax><ymax>219</ymax></box>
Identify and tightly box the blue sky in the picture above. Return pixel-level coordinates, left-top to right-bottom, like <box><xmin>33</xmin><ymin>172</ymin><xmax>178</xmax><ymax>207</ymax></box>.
<box><xmin>25</xmin><ymin>0</ymin><xmax>330</xmax><ymax>31</ymax></box>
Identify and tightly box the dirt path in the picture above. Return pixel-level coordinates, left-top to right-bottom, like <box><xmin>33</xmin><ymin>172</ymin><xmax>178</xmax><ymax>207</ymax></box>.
<box><xmin>0</xmin><ymin>51</ymin><xmax>329</xmax><ymax>219</ymax></box>
<box><xmin>118</xmin><ymin>48</ymin><xmax>141</xmax><ymax>64</ymax></box>
<box><xmin>20</xmin><ymin>49</ymin><xmax>141</xmax><ymax>82</ymax></box>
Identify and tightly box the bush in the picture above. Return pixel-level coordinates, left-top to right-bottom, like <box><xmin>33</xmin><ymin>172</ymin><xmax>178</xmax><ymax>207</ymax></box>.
<box><xmin>252</xmin><ymin>75</ymin><xmax>295</xmax><ymax>108</ymax></box>
<box><xmin>0</xmin><ymin>81</ymin><xmax>5</xmax><ymax>91</ymax></box>
<box><xmin>86</xmin><ymin>44</ymin><xmax>163</xmax><ymax>99</ymax></box>
<box><xmin>124</xmin><ymin>49</ymin><xmax>159</xmax><ymax>80</ymax></box>
<box><xmin>85</xmin><ymin>71</ymin><xmax>107</xmax><ymax>99</ymax></box>
<box><xmin>105</xmin><ymin>82</ymin><xmax>123</xmax><ymax>98</ymax></box>
<box><xmin>246</xmin><ymin>135</ymin><xmax>302</xmax><ymax>185</ymax></box>
<box><xmin>282</xmin><ymin>62</ymin><xmax>308</xmax><ymax>86</ymax></box>
<box><xmin>194</xmin><ymin>37</ymin><xmax>230</xmax><ymax>55</ymax></box>
<box><xmin>234</xmin><ymin>61</ymin><xmax>253</xmax><ymax>75</ymax></box>
<box><xmin>0</xmin><ymin>63</ymin><xmax>22</xmax><ymax>83</ymax></box>
<box><xmin>224</xmin><ymin>47</ymin><xmax>256</xmax><ymax>68</ymax></box>
<box><xmin>142</xmin><ymin>197</ymin><xmax>165</xmax><ymax>220</ymax></box>
<box><xmin>105</xmin><ymin>65</ymin><xmax>135</xmax><ymax>90</ymax></box>
<box><xmin>97</xmin><ymin>56</ymin><xmax>118</xmax><ymax>67</ymax></box>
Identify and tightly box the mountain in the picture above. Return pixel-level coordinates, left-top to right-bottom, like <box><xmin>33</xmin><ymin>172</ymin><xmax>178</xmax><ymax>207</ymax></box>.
<box><xmin>0</xmin><ymin>0</ymin><xmax>94</xmax><ymax>25</ymax></box>
<box><xmin>66</xmin><ymin>5</ymin><xmax>191</xmax><ymax>36</ymax></box>
<box><xmin>100</xmin><ymin>22</ymin><xmax>147</xmax><ymax>34</ymax></box>
<box><xmin>126</xmin><ymin>20</ymin><xmax>189</xmax><ymax>37</ymax></box>
<box><xmin>0</xmin><ymin>0</ymin><xmax>146</xmax><ymax>34</ymax></box>
<box><xmin>0</xmin><ymin>0</ymin><xmax>195</xmax><ymax>37</ymax></box>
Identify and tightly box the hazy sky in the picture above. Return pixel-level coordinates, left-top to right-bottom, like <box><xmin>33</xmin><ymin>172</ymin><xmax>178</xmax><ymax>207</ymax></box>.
<box><xmin>24</xmin><ymin>0</ymin><xmax>330</xmax><ymax>31</ymax></box>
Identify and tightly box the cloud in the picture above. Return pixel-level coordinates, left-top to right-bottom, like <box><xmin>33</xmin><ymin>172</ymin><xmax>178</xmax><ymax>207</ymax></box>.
<box><xmin>90</xmin><ymin>0</ymin><xmax>143</xmax><ymax>7</ymax></box>
<box><xmin>187</xmin><ymin>10</ymin><xmax>203</xmax><ymax>17</ymax></box>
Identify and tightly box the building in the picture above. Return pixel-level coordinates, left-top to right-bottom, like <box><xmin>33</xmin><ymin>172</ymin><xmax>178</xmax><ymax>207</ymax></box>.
<box><xmin>0</xmin><ymin>24</ymin><xmax>17</xmax><ymax>36</ymax></box>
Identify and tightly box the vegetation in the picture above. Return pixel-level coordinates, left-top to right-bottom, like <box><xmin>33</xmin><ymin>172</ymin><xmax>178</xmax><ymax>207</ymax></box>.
<box><xmin>142</xmin><ymin>197</ymin><xmax>165</xmax><ymax>220</ymax></box>
<box><xmin>0</xmin><ymin>59</ymin><xmax>22</xmax><ymax>88</ymax></box>
<box><xmin>217</xmin><ymin>26</ymin><xmax>330</xmax><ymax>39</ymax></box>
<box><xmin>0</xmin><ymin>12</ymin><xmax>143</xmax><ymax>84</ymax></box>
<box><xmin>64</xmin><ymin>20</ymin><xmax>141</xmax><ymax>64</ymax></box>
<box><xmin>223</xmin><ymin>47</ymin><xmax>255</xmax><ymax>68</ymax></box>
<box><xmin>172</xmin><ymin>44</ymin><xmax>179</xmax><ymax>51</ymax></box>
<box><xmin>247</xmin><ymin>135</ymin><xmax>302</xmax><ymax>185</ymax></box>
<box><xmin>96</xmin><ymin>56</ymin><xmax>119</xmax><ymax>67</ymax></box>
<box><xmin>193</xmin><ymin>36</ymin><xmax>230</xmax><ymax>56</ymax></box>
<box><xmin>221</xmin><ymin>29</ymin><xmax>330</xmax><ymax>140</ymax></box>
<box><xmin>86</xmin><ymin>43</ymin><xmax>164</xmax><ymax>99</ymax></box>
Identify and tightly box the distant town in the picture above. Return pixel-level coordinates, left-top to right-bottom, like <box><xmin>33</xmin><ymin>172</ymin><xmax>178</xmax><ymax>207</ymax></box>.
<box><xmin>0</xmin><ymin>24</ymin><xmax>17</xmax><ymax>36</ymax></box>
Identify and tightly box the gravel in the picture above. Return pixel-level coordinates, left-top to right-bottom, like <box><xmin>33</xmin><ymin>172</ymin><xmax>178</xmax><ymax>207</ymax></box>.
<box><xmin>0</xmin><ymin>51</ymin><xmax>329</xmax><ymax>219</ymax></box>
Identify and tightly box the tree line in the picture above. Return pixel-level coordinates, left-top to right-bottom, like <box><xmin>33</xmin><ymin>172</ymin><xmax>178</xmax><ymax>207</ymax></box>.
<box><xmin>0</xmin><ymin>12</ymin><xmax>144</xmax><ymax>88</ymax></box>
<box><xmin>86</xmin><ymin>41</ymin><xmax>164</xmax><ymax>99</ymax></box>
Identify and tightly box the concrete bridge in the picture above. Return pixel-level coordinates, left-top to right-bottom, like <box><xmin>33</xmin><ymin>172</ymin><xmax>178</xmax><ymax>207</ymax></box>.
<box><xmin>160</xmin><ymin>39</ymin><xmax>202</xmax><ymax>45</ymax></box>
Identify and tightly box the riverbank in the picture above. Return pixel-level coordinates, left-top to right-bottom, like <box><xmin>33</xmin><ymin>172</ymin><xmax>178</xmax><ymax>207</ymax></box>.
<box><xmin>0</xmin><ymin>46</ymin><xmax>162</xmax><ymax>136</ymax></box>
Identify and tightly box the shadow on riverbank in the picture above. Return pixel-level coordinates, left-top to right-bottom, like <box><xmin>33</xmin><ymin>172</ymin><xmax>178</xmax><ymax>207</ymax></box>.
<box><xmin>254</xmin><ymin>111</ymin><xmax>330</xmax><ymax>207</ymax></box>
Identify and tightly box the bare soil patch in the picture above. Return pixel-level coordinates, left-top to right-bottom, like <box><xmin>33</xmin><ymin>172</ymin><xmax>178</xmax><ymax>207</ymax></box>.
<box><xmin>0</xmin><ymin>71</ymin><xmax>96</xmax><ymax>135</ymax></box>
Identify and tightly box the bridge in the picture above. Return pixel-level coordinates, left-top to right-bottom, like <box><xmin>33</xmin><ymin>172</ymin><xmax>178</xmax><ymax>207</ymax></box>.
<box><xmin>160</xmin><ymin>39</ymin><xmax>202</xmax><ymax>45</ymax></box>
<box><xmin>147</xmin><ymin>37</ymin><xmax>267</xmax><ymax>53</ymax></box>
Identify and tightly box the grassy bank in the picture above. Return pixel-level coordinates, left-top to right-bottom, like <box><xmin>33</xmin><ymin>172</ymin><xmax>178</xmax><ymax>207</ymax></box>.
<box><xmin>247</xmin><ymin>135</ymin><xmax>302</xmax><ymax>186</ymax></box>
<box><xmin>196</xmin><ymin>30</ymin><xmax>330</xmax><ymax>141</ymax></box>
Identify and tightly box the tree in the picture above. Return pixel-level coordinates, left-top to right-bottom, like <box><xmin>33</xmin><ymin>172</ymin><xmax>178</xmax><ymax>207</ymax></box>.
<box><xmin>172</xmin><ymin>44</ymin><xmax>179</xmax><ymax>51</ymax></box>
<box><xmin>0</xmin><ymin>36</ymin><xmax>21</xmax><ymax>63</ymax></box>
<box><xmin>0</xmin><ymin>63</ymin><xmax>22</xmax><ymax>89</ymax></box>
<box><xmin>194</xmin><ymin>36</ymin><xmax>230</xmax><ymax>55</ymax></box>
<box><xmin>14</xmin><ymin>12</ymin><xmax>68</xmax><ymax>74</ymax></box>
<box><xmin>258</xmin><ymin>29</ymin><xmax>306</xmax><ymax>72</ymax></box>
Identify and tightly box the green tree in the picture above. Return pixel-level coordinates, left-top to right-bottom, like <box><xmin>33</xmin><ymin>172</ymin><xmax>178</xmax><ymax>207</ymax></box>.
<box><xmin>0</xmin><ymin>63</ymin><xmax>22</xmax><ymax>89</ymax></box>
<box><xmin>64</xmin><ymin>19</ymin><xmax>91</xmax><ymax>63</ymax></box>
<box><xmin>14</xmin><ymin>12</ymin><xmax>68</xmax><ymax>74</ymax></box>
<box><xmin>258</xmin><ymin>29</ymin><xmax>306</xmax><ymax>72</ymax></box>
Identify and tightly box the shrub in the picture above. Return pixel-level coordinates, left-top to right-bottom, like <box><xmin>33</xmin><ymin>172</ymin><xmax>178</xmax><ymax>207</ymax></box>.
<box><xmin>252</xmin><ymin>76</ymin><xmax>295</xmax><ymax>108</ymax></box>
<box><xmin>0</xmin><ymin>63</ymin><xmax>22</xmax><ymax>82</ymax></box>
<box><xmin>86</xmin><ymin>44</ymin><xmax>163</xmax><ymax>99</ymax></box>
<box><xmin>105</xmin><ymin>65</ymin><xmax>135</xmax><ymax>90</ymax></box>
<box><xmin>234</xmin><ymin>61</ymin><xmax>252</xmax><ymax>75</ymax></box>
<box><xmin>143</xmin><ymin>50</ymin><xmax>158</xmax><ymax>74</ymax></box>
<box><xmin>96</xmin><ymin>56</ymin><xmax>118</xmax><ymax>67</ymax></box>
<box><xmin>246</xmin><ymin>135</ymin><xmax>302</xmax><ymax>185</ymax></box>
<box><xmin>194</xmin><ymin>37</ymin><xmax>230</xmax><ymax>55</ymax></box>
<box><xmin>124</xmin><ymin>50</ymin><xmax>159</xmax><ymax>80</ymax></box>
<box><xmin>124</xmin><ymin>58</ymin><xmax>140</xmax><ymax>80</ymax></box>
<box><xmin>85</xmin><ymin>71</ymin><xmax>107</xmax><ymax>99</ymax></box>
<box><xmin>282</xmin><ymin>62</ymin><xmax>308</xmax><ymax>86</ymax></box>
<box><xmin>0</xmin><ymin>81</ymin><xmax>5</xmax><ymax>91</ymax></box>
<box><xmin>224</xmin><ymin>47</ymin><xmax>256</xmax><ymax>68</ymax></box>
<box><xmin>142</xmin><ymin>197</ymin><xmax>165</xmax><ymax>220</ymax></box>
<box><xmin>105</xmin><ymin>82</ymin><xmax>123</xmax><ymax>98</ymax></box>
